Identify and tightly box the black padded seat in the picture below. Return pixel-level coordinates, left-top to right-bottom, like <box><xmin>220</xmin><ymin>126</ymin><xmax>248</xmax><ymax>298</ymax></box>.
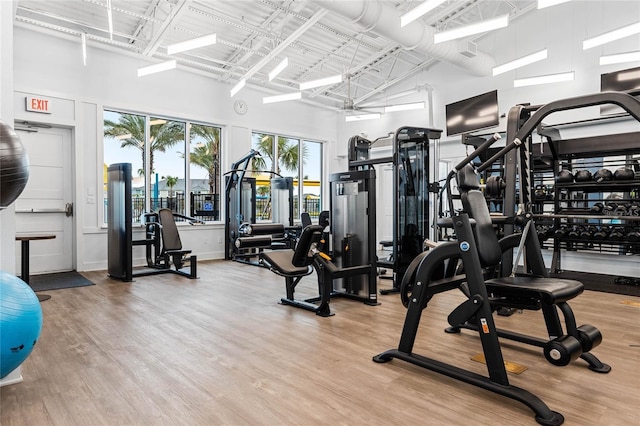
<box><xmin>262</xmin><ymin>250</ymin><xmax>310</xmax><ymax>276</ymax></box>
<box><xmin>486</xmin><ymin>276</ymin><xmax>584</xmax><ymax>305</ymax></box>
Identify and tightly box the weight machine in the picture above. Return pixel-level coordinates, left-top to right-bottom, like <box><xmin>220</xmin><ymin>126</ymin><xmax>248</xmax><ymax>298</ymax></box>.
<box><xmin>107</xmin><ymin>163</ymin><xmax>199</xmax><ymax>281</ymax></box>
<box><xmin>373</xmin><ymin>104</ymin><xmax>613</xmax><ymax>425</ymax></box>
<box><xmin>224</xmin><ymin>150</ymin><xmax>297</xmax><ymax>263</ymax></box>
<box><xmin>348</xmin><ymin>126</ymin><xmax>442</xmax><ymax>294</ymax></box>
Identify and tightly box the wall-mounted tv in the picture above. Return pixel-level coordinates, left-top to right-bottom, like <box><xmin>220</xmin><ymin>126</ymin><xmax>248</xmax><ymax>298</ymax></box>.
<box><xmin>445</xmin><ymin>90</ymin><xmax>499</xmax><ymax>137</ymax></box>
<box><xmin>601</xmin><ymin>66</ymin><xmax>640</xmax><ymax>115</ymax></box>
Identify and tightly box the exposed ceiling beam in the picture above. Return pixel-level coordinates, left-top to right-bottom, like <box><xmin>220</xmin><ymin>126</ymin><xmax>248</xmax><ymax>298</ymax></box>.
<box><xmin>233</xmin><ymin>9</ymin><xmax>328</xmax><ymax>88</ymax></box>
<box><xmin>142</xmin><ymin>0</ymin><xmax>191</xmax><ymax>57</ymax></box>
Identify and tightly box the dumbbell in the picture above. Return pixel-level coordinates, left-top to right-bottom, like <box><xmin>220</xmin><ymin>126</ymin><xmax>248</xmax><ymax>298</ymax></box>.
<box><xmin>534</xmin><ymin>184</ymin><xmax>547</xmax><ymax>200</ymax></box>
<box><xmin>554</xmin><ymin>226</ymin><xmax>568</xmax><ymax>239</ymax></box>
<box><xmin>603</xmin><ymin>203</ymin><xmax>617</xmax><ymax>215</ymax></box>
<box><xmin>609</xmin><ymin>227</ymin><xmax>625</xmax><ymax>240</ymax></box>
<box><xmin>590</xmin><ymin>202</ymin><xmax>605</xmax><ymax>214</ymax></box>
<box><xmin>614</xmin><ymin>204</ymin><xmax>628</xmax><ymax>216</ymax></box>
<box><xmin>592</xmin><ymin>226</ymin><xmax>609</xmax><ymax>240</ymax></box>
<box><xmin>567</xmin><ymin>226</ymin><xmax>580</xmax><ymax>239</ymax></box>
<box><xmin>629</xmin><ymin>204</ymin><xmax>640</xmax><ymax>216</ymax></box>
<box><xmin>593</xmin><ymin>168</ymin><xmax>613</xmax><ymax>182</ymax></box>
<box><xmin>580</xmin><ymin>226</ymin><xmax>597</xmax><ymax>239</ymax></box>
<box><xmin>574</xmin><ymin>170</ymin><xmax>592</xmax><ymax>182</ymax></box>
<box><xmin>628</xmin><ymin>229</ymin><xmax>640</xmax><ymax>242</ymax></box>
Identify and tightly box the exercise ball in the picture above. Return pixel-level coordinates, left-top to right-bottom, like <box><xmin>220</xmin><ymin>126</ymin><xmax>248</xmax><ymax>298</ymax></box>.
<box><xmin>0</xmin><ymin>119</ymin><xmax>30</xmax><ymax>208</ymax></box>
<box><xmin>0</xmin><ymin>271</ymin><xmax>43</xmax><ymax>379</ymax></box>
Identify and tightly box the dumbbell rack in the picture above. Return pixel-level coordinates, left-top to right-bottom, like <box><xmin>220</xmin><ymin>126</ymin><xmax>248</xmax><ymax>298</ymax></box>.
<box><xmin>548</xmin><ymin>172</ymin><xmax>640</xmax><ymax>273</ymax></box>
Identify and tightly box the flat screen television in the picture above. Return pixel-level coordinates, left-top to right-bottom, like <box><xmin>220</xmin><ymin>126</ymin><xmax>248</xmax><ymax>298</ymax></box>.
<box><xmin>445</xmin><ymin>90</ymin><xmax>499</xmax><ymax>137</ymax></box>
<box><xmin>600</xmin><ymin>66</ymin><xmax>640</xmax><ymax>115</ymax></box>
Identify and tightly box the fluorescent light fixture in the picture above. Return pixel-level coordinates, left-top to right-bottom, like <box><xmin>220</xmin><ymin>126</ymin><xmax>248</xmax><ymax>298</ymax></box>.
<box><xmin>492</xmin><ymin>49</ymin><xmax>548</xmax><ymax>76</ymax></box>
<box><xmin>537</xmin><ymin>0</ymin><xmax>571</xmax><ymax>9</ymax></box>
<box><xmin>514</xmin><ymin>71</ymin><xmax>574</xmax><ymax>87</ymax></box>
<box><xmin>107</xmin><ymin>0</ymin><xmax>113</xmax><ymax>40</ymax></box>
<box><xmin>400</xmin><ymin>0</ymin><xmax>447</xmax><ymax>27</ymax></box>
<box><xmin>81</xmin><ymin>33</ymin><xmax>87</xmax><ymax>66</ymax></box>
<box><xmin>384</xmin><ymin>102</ymin><xmax>425</xmax><ymax>113</ymax></box>
<box><xmin>268</xmin><ymin>57</ymin><xmax>289</xmax><ymax>81</ymax></box>
<box><xmin>116</xmin><ymin>133</ymin><xmax>132</xmax><ymax>140</ymax></box>
<box><xmin>230</xmin><ymin>78</ymin><xmax>246</xmax><ymax>97</ymax></box>
<box><xmin>583</xmin><ymin>22</ymin><xmax>640</xmax><ymax>50</ymax></box>
<box><xmin>345</xmin><ymin>113</ymin><xmax>381</xmax><ymax>122</ymax></box>
<box><xmin>137</xmin><ymin>59</ymin><xmax>177</xmax><ymax>77</ymax></box>
<box><xmin>263</xmin><ymin>92</ymin><xmax>302</xmax><ymax>104</ymax></box>
<box><xmin>167</xmin><ymin>34</ymin><xmax>216</xmax><ymax>55</ymax></box>
<box><xmin>299</xmin><ymin>74</ymin><xmax>343</xmax><ymax>90</ymax></box>
<box><xmin>434</xmin><ymin>14</ymin><xmax>509</xmax><ymax>44</ymax></box>
<box><xmin>149</xmin><ymin>119</ymin><xmax>167</xmax><ymax>126</ymax></box>
<box><xmin>600</xmin><ymin>51</ymin><xmax>640</xmax><ymax>65</ymax></box>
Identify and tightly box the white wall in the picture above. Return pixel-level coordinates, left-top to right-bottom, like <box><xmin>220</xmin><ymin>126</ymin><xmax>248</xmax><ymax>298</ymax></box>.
<box><xmin>12</xmin><ymin>25</ymin><xmax>337</xmax><ymax>271</ymax></box>
<box><xmin>0</xmin><ymin>2</ymin><xmax>17</xmax><ymax>275</ymax></box>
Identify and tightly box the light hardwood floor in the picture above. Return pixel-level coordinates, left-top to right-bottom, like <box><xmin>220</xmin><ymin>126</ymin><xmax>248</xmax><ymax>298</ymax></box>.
<box><xmin>1</xmin><ymin>260</ymin><xmax>639</xmax><ymax>425</ymax></box>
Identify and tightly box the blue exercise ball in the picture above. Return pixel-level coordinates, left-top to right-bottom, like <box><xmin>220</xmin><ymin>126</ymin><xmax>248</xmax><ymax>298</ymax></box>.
<box><xmin>0</xmin><ymin>119</ymin><xmax>30</xmax><ymax>208</ymax></box>
<box><xmin>0</xmin><ymin>271</ymin><xmax>43</xmax><ymax>379</ymax></box>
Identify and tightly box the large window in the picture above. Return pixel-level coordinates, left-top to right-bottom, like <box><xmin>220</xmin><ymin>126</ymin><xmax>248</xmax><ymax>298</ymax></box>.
<box><xmin>103</xmin><ymin>110</ymin><xmax>221</xmax><ymax>223</ymax></box>
<box><xmin>251</xmin><ymin>131</ymin><xmax>322</xmax><ymax>222</ymax></box>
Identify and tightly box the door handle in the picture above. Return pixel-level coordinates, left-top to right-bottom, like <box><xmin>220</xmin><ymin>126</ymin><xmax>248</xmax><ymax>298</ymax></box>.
<box><xmin>65</xmin><ymin>202</ymin><xmax>73</xmax><ymax>217</ymax></box>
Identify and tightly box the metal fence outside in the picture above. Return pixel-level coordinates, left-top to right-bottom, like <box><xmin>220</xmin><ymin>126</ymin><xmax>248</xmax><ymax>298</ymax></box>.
<box><xmin>104</xmin><ymin>193</ymin><xmax>320</xmax><ymax>223</ymax></box>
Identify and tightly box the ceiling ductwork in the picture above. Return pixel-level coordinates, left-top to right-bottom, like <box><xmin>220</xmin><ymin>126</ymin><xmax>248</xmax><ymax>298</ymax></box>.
<box><xmin>312</xmin><ymin>0</ymin><xmax>496</xmax><ymax>76</ymax></box>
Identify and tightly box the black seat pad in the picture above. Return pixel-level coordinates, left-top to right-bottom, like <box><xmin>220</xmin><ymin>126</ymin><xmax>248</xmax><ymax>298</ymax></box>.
<box><xmin>262</xmin><ymin>250</ymin><xmax>310</xmax><ymax>276</ymax></box>
<box><xmin>485</xmin><ymin>276</ymin><xmax>584</xmax><ymax>304</ymax></box>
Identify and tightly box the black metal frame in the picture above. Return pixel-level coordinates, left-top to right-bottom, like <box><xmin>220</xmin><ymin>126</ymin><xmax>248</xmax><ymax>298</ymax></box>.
<box><xmin>373</xmin><ymin>212</ymin><xmax>565</xmax><ymax>426</ymax></box>
<box><xmin>107</xmin><ymin>163</ymin><xmax>197</xmax><ymax>281</ymax></box>
<box><xmin>348</xmin><ymin>126</ymin><xmax>442</xmax><ymax>294</ymax></box>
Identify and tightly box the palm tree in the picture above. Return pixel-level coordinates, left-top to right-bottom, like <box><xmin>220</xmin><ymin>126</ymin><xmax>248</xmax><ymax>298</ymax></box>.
<box><xmin>189</xmin><ymin>125</ymin><xmax>220</xmax><ymax>194</ymax></box>
<box><xmin>163</xmin><ymin>175</ymin><xmax>179</xmax><ymax>198</ymax></box>
<box><xmin>251</xmin><ymin>135</ymin><xmax>305</xmax><ymax>175</ymax></box>
<box><xmin>104</xmin><ymin>114</ymin><xmax>184</xmax><ymax>175</ymax></box>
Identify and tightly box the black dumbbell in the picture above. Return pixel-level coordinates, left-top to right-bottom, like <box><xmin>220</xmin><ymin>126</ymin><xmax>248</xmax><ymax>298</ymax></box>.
<box><xmin>574</xmin><ymin>170</ymin><xmax>592</xmax><ymax>182</ymax></box>
<box><xmin>628</xmin><ymin>229</ymin><xmax>640</xmax><ymax>242</ymax></box>
<box><xmin>603</xmin><ymin>203</ymin><xmax>616</xmax><ymax>215</ymax></box>
<box><xmin>629</xmin><ymin>204</ymin><xmax>640</xmax><ymax>216</ymax></box>
<box><xmin>535</xmin><ymin>185</ymin><xmax>547</xmax><ymax>200</ymax></box>
<box><xmin>614</xmin><ymin>205</ymin><xmax>628</xmax><ymax>216</ymax></box>
<box><xmin>609</xmin><ymin>227</ymin><xmax>625</xmax><ymax>240</ymax></box>
<box><xmin>554</xmin><ymin>226</ymin><xmax>568</xmax><ymax>239</ymax></box>
<box><xmin>567</xmin><ymin>226</ymin><xmax>580</xmax><ymax>239</ymax></box>
<box><xmin>590</xmin><ymin>202</ymin><xmax>605</xmax><ymax>214</ymax></box>
<box><xmin>593</xmin><ymin>226</ymin><xmax>608</xmax><ymax>240</ymax></box>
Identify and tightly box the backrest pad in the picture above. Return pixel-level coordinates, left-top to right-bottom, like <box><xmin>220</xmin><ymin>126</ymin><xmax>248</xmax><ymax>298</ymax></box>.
<box><xmin>292</xmin><ymin>225</ymin><xmax>323</xmax><ymax>267</ymax></box>
<box><xmin>457</xmin><ymin>165</ymin><xmax>502</xmax><ymax>267</ymax></box>
<box><xmin>157</xmin><ymin>208</ymin><xmax>182</xmax><ymax>251</ymax></box>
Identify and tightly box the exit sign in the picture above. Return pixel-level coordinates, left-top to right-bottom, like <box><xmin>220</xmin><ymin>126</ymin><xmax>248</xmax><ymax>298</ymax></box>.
<box><xmin>25</xmin><ymin>96</ymin><xmax>52</xmax><ymax>114</ymax></box>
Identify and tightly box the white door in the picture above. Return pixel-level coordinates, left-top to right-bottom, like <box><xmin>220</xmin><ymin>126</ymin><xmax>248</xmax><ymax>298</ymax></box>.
<box><xmin>14</xmin><ymin>126</ymin><xmax>74</xmax><ymax>275</ymax></box>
